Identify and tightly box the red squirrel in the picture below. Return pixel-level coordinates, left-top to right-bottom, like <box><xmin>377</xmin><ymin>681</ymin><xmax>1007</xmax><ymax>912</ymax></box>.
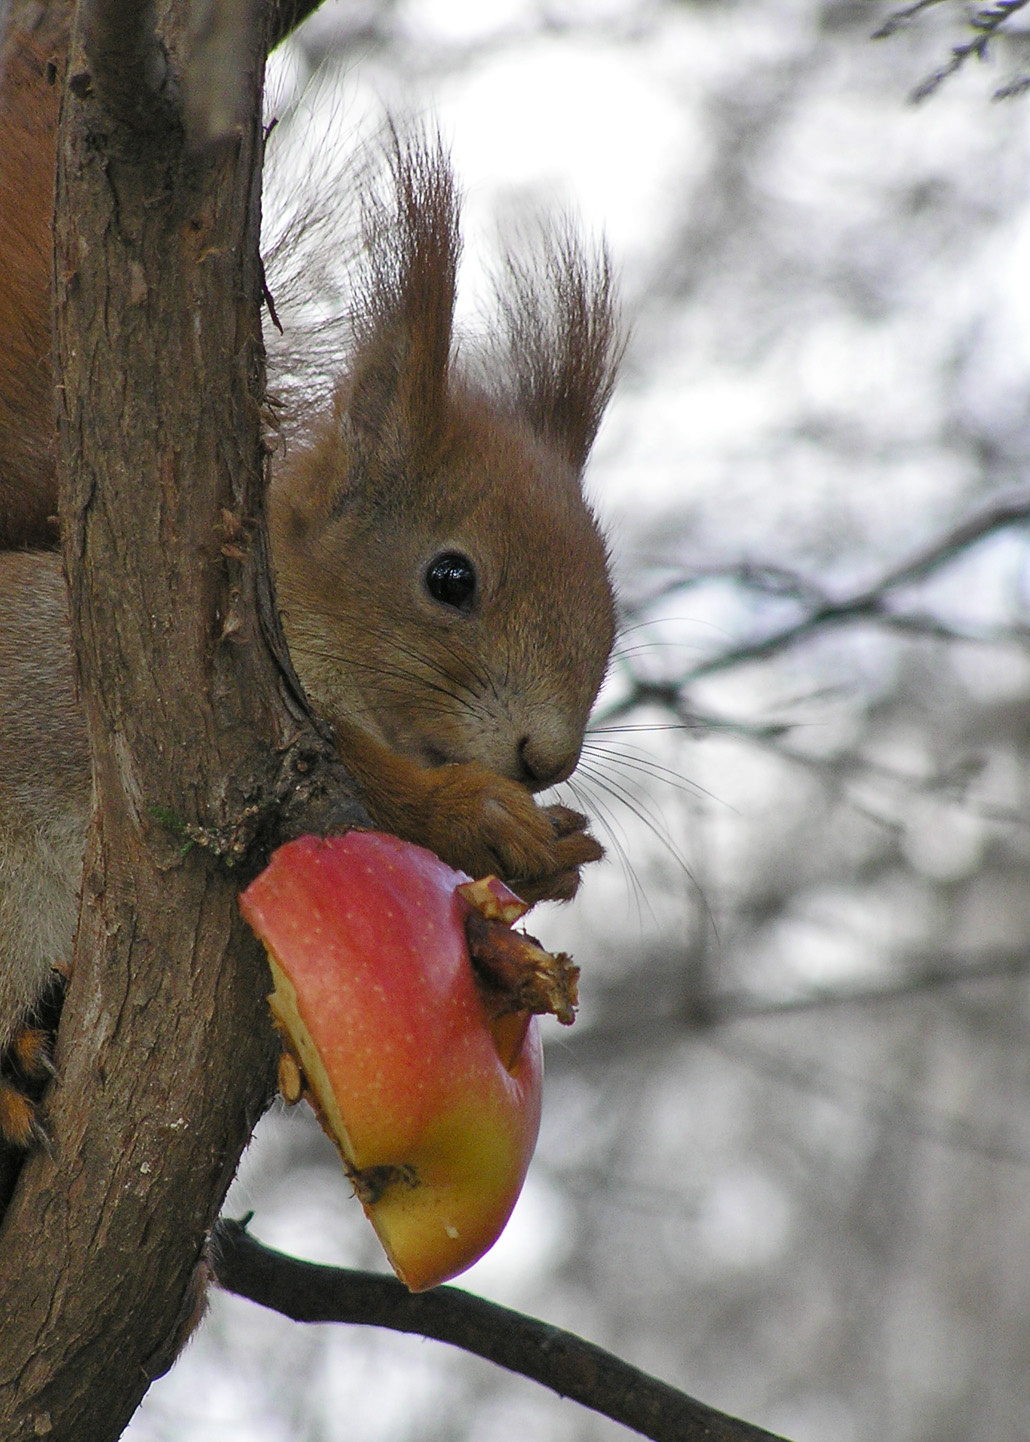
<box><xmin>0</xmin><ymin>19</ymin><xmax>621</xmax><ymax>1144</ymax></box>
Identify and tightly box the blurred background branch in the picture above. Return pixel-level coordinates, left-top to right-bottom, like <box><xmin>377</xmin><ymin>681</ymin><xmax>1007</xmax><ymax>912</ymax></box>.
<box><xmin>874</xmin><ymin>0</ymin><xmax>1030</xmax><ymax>100</ymax></box>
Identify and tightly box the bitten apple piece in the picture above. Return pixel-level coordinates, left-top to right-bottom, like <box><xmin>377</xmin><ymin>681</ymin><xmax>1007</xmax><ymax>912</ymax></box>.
<box><xmin>239</xmin><ymin>831</ymin><xmax>545</xmax><ymax>1291</ymax></box>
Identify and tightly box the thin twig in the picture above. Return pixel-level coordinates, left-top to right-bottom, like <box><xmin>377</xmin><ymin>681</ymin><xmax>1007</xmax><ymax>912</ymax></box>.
<box><xmin>549</xmin><ymin>947</ymin><xmax>1030</xmax><ymax>1074</ymax></box>
<box><xmin>211</xmin><ymin>1220</ymin><xmax>791</xmax><ymax>1442</ymax></box>
<box><xmin>874</xmin><ymin>0</ymin><xmax>1030</xmax><ymax>100</ymax></box>
<box><xmin>711</xmin><ymin>1031</ymin><xmax>1030</xmax><ymax>1171</ymax></box>
<box><xmin>706</xmin><ymin>947</ymin><xmax>1030</xmax><ymax>1022</ymax></box>
<box><xmin>872</xmin><ymin>0</ymin><xmax>951</xmax><ymax>41</ymax></box>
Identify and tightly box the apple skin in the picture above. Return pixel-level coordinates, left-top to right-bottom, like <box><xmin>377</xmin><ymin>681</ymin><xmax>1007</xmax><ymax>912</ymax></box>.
<box><xmin>239</xmin><ymin>831</ymin><xmax>543</xmax><ymax>1291</ymax></box>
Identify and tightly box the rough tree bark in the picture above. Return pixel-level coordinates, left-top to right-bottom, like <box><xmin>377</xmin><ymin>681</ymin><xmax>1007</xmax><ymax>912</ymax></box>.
<box><xmin>0</xmin><ymin>1</ymin><xmax>362</xmax><ymax>1435</ymax></box>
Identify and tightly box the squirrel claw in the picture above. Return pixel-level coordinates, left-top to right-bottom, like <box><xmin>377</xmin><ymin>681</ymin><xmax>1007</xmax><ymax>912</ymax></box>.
<box><xmin>546</xmin><ymin>804</ymin><xmax>592</xmax><ymax>839</ymax></box>
<box><xmin>29</xmin><ymin>1114</ymin><xmax>54</xmax><ymax>1158</ymax></box>
<box><xmin>505</xmin><ymin>803</ymin><xmax>604</xmax><ymax>906</ymax></box>
<box><xmin>468</xmin><ymin>782</ymin><xmax>604</xmax><ymax>905</ymax></box>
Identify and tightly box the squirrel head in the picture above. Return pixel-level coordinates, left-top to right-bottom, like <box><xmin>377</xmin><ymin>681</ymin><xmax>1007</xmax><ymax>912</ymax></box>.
<box><xmin>269</xmin><ymin>135</ymin><xmax>620</xmax><ymax>792</ymax></box>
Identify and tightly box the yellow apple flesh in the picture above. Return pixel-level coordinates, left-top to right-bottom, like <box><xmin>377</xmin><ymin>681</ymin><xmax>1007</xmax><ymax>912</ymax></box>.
<box><xmin>239</xmin><ymin>832</ymin><xmax>543</xmax><ymax>1291</ymax></box>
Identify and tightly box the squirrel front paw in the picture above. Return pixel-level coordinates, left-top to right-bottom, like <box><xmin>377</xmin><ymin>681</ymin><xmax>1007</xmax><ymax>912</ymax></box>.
<box><xmin>335</xmin><ymin>725</ymin><xmax>605</xmax><ymax>905</ymax></box>
<box><xmin>417</xmin><ymin>767</ymin><xmax>603</xmax><ymax>905</ymax></box>
<box><xmin>523</xmin><ymin>803</ymin><xmax>605</xmax><ymax>904</ymax></box>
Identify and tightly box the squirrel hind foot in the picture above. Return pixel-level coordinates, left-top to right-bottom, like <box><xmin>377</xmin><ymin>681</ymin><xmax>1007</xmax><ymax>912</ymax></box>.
<box><xmin>0</xmin><ymin>1028</ymin><xmax>59</xmax><ymax>1150</ymax></box>
<box><xmin>9</xmin><ymin>1026</ymin><xmax>57</xmax><ymax>1081</ymax></box>
<box><xmin>0</xmin><ymin>1067</ymin><xmax>53</xmax><ymax>1220</ymax></box>
<box><xmin>0</xmin><ymin>976</ymin><xmax>65</xmax><ymax>1149</ymax></box>
<box><xmin>0</xmin><ymin>1074</ymin><xmax>45</xmax><ymax>1149</ymax></box>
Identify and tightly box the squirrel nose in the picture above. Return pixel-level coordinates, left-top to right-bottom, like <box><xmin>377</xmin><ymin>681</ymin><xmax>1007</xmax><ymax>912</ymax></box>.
<box><xmin>517</xmin><ymin>734</ymin><xmax>580</xmax><ymax>791</ymax></box>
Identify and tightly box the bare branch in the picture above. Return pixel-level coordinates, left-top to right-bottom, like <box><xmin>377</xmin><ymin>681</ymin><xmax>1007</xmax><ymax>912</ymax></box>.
<box><xmin>267</xmin><ymin>0</ymin><xmax>327</xmax><ymax>50</ymax></box>
<box><xmin>212</xmin><ymin>1219</ymin><xmax>792</xmax><ymax>1442</ymax></box>
<box><xmin>707</xmin><ymin>947</ymin><xmax>1030</xmax><ymax>1023</ymax></box>
<box><xmin>602</xmin><ymin>489</ymin><xmax>1030</xmax><ymax>727</ymax></box>
<box><xmin>183</xmin><ymin>0</ymin><xmax>260</xmax><ymax>147</ymax></box>
<box><xmin>712</xmin><ymin>1032</ymin><xmax>1030</xmax><ymax>1171</ymax></box>
<box><xmin>551</xmin><ymin>948</ymin><xmax>1030</xmax><ymax>1073</ymax></box>
<box><xmin>78</xmin><ymin>0</ymin><xmax>171</xmax><ymax>130</ymax></box>
<box><xmin>45</xmin><ymin>0</ymin><xmax>331</xmax><ymax>148</ymax></box>
<box><xmin>873</xmin><ymin>0</ymin><xmax>951</xmax><ymax>41</ymax></box>
<box><xmin>873</xmin><ymin>0</ymin><xmax>1030</xmax><ymax>100</ymax></box>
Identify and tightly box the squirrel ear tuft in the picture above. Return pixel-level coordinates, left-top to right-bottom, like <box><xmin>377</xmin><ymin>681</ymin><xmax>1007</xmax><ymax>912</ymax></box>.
<box><xmin>345</xmin><ymin>130</ymin><xmax>459</xmax><ymax>473</ymax></box>
<box><xmin>495</xmin><ymin>226</ymin><xmax>623</xmax><ymax>474</ymax></box>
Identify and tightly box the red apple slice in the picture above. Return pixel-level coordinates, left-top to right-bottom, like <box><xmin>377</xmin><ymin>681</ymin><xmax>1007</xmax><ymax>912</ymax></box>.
<box><xmin>239</xmin><ymin>831</ymin><xmax>546</xmax><ymax>1291</ymax></box>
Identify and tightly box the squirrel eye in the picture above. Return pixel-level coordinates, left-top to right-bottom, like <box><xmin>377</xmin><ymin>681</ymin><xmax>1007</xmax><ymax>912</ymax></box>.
<box><xmin>425</xmin><ymin>552</ymin><xmax>478</xmax><ymax>613</ymax></box>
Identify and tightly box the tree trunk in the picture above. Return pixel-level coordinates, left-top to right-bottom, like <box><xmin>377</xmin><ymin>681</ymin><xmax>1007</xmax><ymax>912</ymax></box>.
<box><xmin>0</xmin><ymin>1</ymin><xmax>362</xmax><ymax>1435</ymax></box>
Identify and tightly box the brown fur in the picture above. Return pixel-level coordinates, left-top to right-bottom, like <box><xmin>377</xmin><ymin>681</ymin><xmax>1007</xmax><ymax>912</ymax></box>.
<box><xmin>0</xmin><ymin>23</ymin><xmax>61</xmax><ymax>548</ymax></box>
<box><xmin>0</xmin><ymin>27</ymin><xmax>621</xmax><ymax>1077</ymax></box>
<box><xmin>0</xmin><ymin>550</ymin><xmax>88</xmax><ymax>1052</ymax></box>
